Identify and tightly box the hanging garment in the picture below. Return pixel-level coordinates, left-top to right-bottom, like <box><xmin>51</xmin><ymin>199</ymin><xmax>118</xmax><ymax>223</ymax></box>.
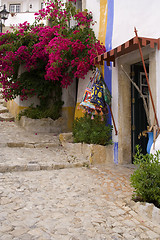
<box><xmin>90</xmin><ymin>77</ymin><xmax>105</xmax><ymax>109</ymax></box>
<box><xmin>80</xmin><ymin>86</ymin><xmax>95</xmax><ymax>111</ymax></box>
<box><xmin>80</xmin><ymin>73</ymin><xmax>96</xmax><ymax>112</ymax></box>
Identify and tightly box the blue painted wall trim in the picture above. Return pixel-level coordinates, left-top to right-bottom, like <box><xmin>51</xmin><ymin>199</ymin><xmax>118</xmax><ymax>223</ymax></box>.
<box><xmin>104</xmin><ymin>0</ymin><xmax>114</xmax><ymax>126</ymax></box>
<box><xmin>114</xmin><ymin>142</ymin><xmax>118</xmax><ymax>164</ymax></box>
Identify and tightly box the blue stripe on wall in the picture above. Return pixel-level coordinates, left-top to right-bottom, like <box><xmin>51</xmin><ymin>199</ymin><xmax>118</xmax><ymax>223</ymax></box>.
<box><xmin>114</xmin><ymin>142</ymin><xmax>118</xmax><ymax>164</ymax></box>
<box><xmin>104</xmin><ymin>0</ymin><xmax>114</xmax><ymax>125</ymax></box>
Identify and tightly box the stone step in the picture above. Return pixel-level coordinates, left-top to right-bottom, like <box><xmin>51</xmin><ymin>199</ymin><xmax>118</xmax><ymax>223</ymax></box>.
<box><xmin>0</xmin><ymin>112</ymin><xmax>14</xmax><ymax>121</ymax></box>
<box><xmin>0</xmin><ymin>98</ymin><xmax>5</xmax><ymax>104</ymax></box>
<box><xmin>0</xmin><ymin>147</ymin><xmax>90</xmax><ymax>173</ymax></box>
<box><xmin>3</xmin><ymin>101</ymin><xmax>7</xmax><ymax>107</ymax></box>
<box><xmin>3</xmin><ymin>141</ymin><xmax>59</xmax><ymax>148</ymax></box>
<box><xmin>0</xmin><ymin>105</ymin><xmax>8</xmax><ymax>113</ymax></box>
<box><xmin>0</xmin><ymin>121</ymin><xmax>61</xmax><ymax>146</ymax></box>
<box><xmin>0</xmin><ymin>161</ymin><xmax>89</xmax><ymax>173</ymax></box>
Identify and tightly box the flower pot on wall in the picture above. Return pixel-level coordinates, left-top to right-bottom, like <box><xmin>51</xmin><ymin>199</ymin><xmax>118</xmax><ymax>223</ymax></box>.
<box><xmin>10</xmin><ymin>12</ymin><xmax>16</xmax><ymax>17</ymax></box>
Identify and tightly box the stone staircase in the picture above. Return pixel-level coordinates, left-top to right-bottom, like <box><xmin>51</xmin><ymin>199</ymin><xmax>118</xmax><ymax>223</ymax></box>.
<box><xmin>0</xmin><ymin>89</ymin><xmax>14</xmax><ymax>122</ymax></box>
<box><xmin>0</xmin><ymin>88</ymin><xmax>90</xmax><ymax>173</ymax></box>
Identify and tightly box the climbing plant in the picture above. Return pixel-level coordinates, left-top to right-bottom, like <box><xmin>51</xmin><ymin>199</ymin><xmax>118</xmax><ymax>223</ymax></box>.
<box><xmin>0</xmin><ymin>0</ymin><xmax>105</xmax><ymax>102</ymax></box>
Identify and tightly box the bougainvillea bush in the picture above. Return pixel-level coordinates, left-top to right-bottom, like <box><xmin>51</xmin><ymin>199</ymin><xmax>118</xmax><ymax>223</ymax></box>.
<box><xmin>0</xmin><ymin>0</ymin><xmax>106</xmax><ymax>102</ymax></box>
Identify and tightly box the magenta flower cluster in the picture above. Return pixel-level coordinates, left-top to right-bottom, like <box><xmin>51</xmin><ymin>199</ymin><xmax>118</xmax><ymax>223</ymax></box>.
<box><xmin>0</xmin><ymin>0</ymin><xmax>106</xmax><ymax>101</ymax></box>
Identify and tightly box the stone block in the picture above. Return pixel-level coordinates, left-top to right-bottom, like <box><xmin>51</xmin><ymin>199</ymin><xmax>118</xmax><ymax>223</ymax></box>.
<box><xmin>59</xmin><ymin>132</ymin><xmax>73</xmax><ymax>146</ymax></box>
<box><xmin>90</xmin><ymin>144</ymin><xmax>114</xmax><ymax>165</ymax></box>
<box><xmin>59</xmin><ymin>133</ymin><xmax>114</xmax><ymax>165</ymax></box>
<box><xmin>19</xmin><ymin>116</ymin><xmax>65</xmax><ymax>133</ymax></box>
<box><xmin>64</xmin><ymin>142</ymin><xmax>82</xmax><ymax>158</ymax></box>
<box><xmin>132</xmin><ymin>201</ymin><xmax>160</xmax><ymax>225</ymax></box>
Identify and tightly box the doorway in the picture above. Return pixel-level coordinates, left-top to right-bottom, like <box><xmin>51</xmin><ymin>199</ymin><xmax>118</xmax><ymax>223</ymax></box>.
<box><xmin>131</xmin><ymin>62</ymin><xmax>149</xmax><ymax>161</ymax></box>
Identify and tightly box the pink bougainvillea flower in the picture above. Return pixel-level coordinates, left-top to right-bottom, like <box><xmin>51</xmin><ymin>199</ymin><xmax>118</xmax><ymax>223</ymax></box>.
<box><xmin>0</xmin><ymin>0</ymin><xmax>105</xmax><ymax>101</ymax></box>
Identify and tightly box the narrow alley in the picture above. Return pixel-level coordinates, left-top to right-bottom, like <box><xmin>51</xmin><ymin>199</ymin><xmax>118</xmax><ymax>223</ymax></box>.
<box><xmin>0</xmin><ymin>91</ymin><xmax>160</xmax><ymax>240</ymax></box>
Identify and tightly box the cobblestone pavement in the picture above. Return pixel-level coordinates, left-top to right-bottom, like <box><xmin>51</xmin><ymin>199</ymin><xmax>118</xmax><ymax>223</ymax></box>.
<box><xmin>0</xmin><ymin>168</ymin><xmax>160</xmax><ymax>240</ymax></box>
<box><xmin>0</xmin><ymin>97</ymin><xmax>160</xmax><ymax>239</ymax></box>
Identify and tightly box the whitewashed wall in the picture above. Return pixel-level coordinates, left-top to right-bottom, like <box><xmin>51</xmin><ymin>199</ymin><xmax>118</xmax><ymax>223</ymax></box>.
<box><xmin>85</xmin><ymin>0</ymin><xmax>100</xmax><ymax>39</ymax></box>
<box><xmin>113</xmin><ymin>0</ymin><xmax>160</xmax><ymax>48</ymax></box>
<box><xmin>5</xmin><ymin>13</ymin><xmax>36</xmax><ymax>27</ymax></box>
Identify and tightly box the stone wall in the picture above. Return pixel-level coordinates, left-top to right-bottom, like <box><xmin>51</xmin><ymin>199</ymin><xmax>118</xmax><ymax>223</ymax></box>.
<box><xmin>59</xmin><ymin>133</ymin><xmax>114</xmax><ymax>165</ymax></box>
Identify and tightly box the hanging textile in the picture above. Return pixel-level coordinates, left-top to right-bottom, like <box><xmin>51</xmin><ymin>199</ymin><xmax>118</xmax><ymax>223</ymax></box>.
<box><xmin>80</xmin><ymin>67</ymin><xmax>112</xmax><ymax>116</ymax></box>
<box><xmin>79</xmin><ymin>72</ymin><xmax>97</xmax><ymax>112</ymax></box>
<box><xmin>90</xmin><ymin>78</ymin><xmax>105</xmax><ymax>108</ymax></box>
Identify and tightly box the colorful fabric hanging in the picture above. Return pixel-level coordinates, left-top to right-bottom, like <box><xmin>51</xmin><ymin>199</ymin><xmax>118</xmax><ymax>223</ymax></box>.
<box><xmin>80</xmin><ymin>86</ymin><xmax>95</xmax><ymax>110</ymax></box>
<box><xmin>80</xmin><ymin>73</ymin><xmax>96</xmax><ymax>112</ymax></box>
<box><xmin>90</xmin><ymin>76</ymin><xmax>105</xmax><ymax>109</ymax></box>
<box><xmin>80</xmin><ymin>67</ymin><xmax>112</xmax><ymax>117</ymax></box>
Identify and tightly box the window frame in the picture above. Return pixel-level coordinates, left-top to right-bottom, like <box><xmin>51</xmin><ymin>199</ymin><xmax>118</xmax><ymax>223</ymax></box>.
<box><xmin>9</xmin><ymin>4</ymin><xmax>21</xmax><ymax>13</ymax></box>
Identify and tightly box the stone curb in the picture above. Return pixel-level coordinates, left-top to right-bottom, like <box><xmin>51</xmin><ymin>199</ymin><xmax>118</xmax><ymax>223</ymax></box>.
<box><xmin>0</xmin><ymin>161</ymin><xmax>90</xmax><ymax>173</ymax></box>
<box><xmin>59</xmin><ymin>133</ymin><xmax>114</xmax><ymax>165</ymax></box>
<box><xmin>0</xmin><ymin>116</ymin><xmax>14</xmax><ymax>121</ymax></box>
<box><xmin>6</xmin><ymin>142</ymin><xmax>59</xmax><ymax>148</ymax></box>
<box><xmin>127</xmin><ymin>200</ymin><xmax>160</xmax><ymax>226</ymax></box>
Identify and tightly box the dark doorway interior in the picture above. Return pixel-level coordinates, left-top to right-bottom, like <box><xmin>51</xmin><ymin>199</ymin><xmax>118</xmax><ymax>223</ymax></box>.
<box><xmin>131</xmin><ymin>61</ymin><xmax>149</xmax><ymax>161</ymax></box>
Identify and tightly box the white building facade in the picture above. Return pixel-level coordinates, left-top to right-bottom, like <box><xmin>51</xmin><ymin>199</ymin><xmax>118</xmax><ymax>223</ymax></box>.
<box><xmin>1</xmin><ymin>0</ymin><xmax>43</xmax><ymax>31</ymax></box>
<box><xmin>2</xmin><ymin>0</ymin><xmax>160</xmax><ymax>164</ymax></box>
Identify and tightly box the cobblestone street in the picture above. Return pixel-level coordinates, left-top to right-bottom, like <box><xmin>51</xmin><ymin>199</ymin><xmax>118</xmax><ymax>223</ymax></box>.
<box><xmin>1</xmin><ymin>167</ymin><xmax>160</xmax><ymax>240</ymax></box>
<box><xmin>0</xmin><ymin>97</ymin><xmax>160</xmax><ymax>239</ymax></box>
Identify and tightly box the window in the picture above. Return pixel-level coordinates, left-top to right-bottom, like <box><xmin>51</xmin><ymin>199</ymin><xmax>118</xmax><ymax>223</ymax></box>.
<box><xmin>41</xmin><ymin>2</ymin><xmax>45</xmax><ymax>9</ymax></box>
<box><xmin>76</xmin><ymin>0</ymin><xmax>82</xmax><ymax>11</ymax></box>
<box><xmin>9</xmin><ymin>4</ymin><xmax>21</xmax><ymax>13</ymax></box>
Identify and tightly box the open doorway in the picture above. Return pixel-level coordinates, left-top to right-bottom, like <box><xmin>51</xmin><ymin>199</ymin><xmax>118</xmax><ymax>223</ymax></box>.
<box><xmin>131</xmin><ymin>61</ymin><xmax>149</xmax><ymax>161</ymax></box>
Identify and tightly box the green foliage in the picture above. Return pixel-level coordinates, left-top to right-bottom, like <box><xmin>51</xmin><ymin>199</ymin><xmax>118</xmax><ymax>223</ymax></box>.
<box><xmin>72</xmin><ymin>113</ymin><xmax>112</xmax><ymax>146</ymax></box>
<box><xmin>7</xmin><ymin>68</ymin><xmax>55</xmax><ymax>101</ymax></box>
<box><xmin>18</xmin><ymin>101</ymin><xmax>63</xmax><ymax>120</ymax></box>
<box><xmin>17</xmin><ymin>72</ymin><xmax>64</xmax><ymax>120</ymax></box>
<box><xmin>130</xmin><ymin>145</ymin><xmax>160</xmax><ymax>208</ymax></box>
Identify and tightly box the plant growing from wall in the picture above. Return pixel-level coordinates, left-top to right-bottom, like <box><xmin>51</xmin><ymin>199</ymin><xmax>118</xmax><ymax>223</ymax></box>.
<box><xmin>72</xmin><ymin>113</ymin><xmax>112</xmax><ymax>146</ymax></box>
<box><xmin>130</xmin><ymin>145</ymin><xmax>160</xmax><ymax>208</ymax></box>
<box><xmin>0</xmin><ymin>0</ymin><xmax>105</xmax><ymax>103</ymax></box>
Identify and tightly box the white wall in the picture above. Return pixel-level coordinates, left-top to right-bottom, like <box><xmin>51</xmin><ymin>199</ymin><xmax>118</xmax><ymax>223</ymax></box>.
<box><xmin>5</xmin><ymin>13</ymin><xmax>36</xmax><ymax>27</ymax></box>
<box><xmin>112</xmin><ymin>0</ymin><xmax>160</xmax><ymax>126</ymax></box>
<box><xmin>113</xmin><ymin>0</ymin><xmax>160</xmax><ymax>48</ymax></box>
<box><xmin>156</xmin><ymin>48</ymin><xmax>160</xmax><ymax>123</ymax></box>
<box><xmin>85</xmin><ymin>0</ymin><xmax>100</xmax><ymax>39</ymax></box>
